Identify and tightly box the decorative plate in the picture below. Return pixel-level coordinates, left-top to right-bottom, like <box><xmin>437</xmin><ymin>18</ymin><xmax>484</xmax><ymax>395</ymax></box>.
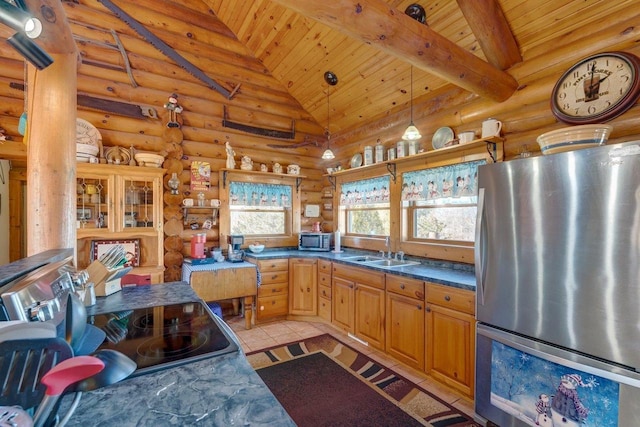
<box><xmin>76</xmin><ymin>118</ymin><xmax>102</xmax><ymax>147</ymax></box>
<box><xmin>350</xmin><ymin>153</ymin><xmax>363</xmax><ymax>168</ymax></box>
<box><xmin>432</xmin><ymin>127</ymin><xmax>454</xmax><ymax>150</ymax></box>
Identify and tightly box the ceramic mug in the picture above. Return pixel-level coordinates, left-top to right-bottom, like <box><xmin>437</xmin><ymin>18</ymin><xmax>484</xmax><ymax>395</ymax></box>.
<box><xmin>458</xmin><ymin>131</ymin><xmax>475</xmax><ymax>144</ymax></box>
<box><xmin>287</xmin><ymin>164</ymin><xmax>300</xmax><ymax>175</ymax></box>
<box><xmin>481</xmin><ymin>118</ymin><xmax>502</xmax><ymax>138</ymax></box>
<box><xmin>210</xmin><ymin>199</ymin><xmax>221</xmax><ymax>207</ymax></box>
<box><xmin>183</xmin><ymin>198</ymin><xmax>194</xmax><ymax>207</ymax></box>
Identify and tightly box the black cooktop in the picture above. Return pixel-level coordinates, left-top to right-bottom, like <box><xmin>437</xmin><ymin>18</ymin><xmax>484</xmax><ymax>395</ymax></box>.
<box><xmin>89</xmin><ymin>301</ymin><xmax>239</xmax><ymax>376</ymax></box>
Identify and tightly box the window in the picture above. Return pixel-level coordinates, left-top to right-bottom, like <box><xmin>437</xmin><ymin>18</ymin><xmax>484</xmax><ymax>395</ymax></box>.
<box><xmin>402</xmin><ymin>160</ymin><xmax>485</xmax><ymax>242</ymax></box>
<box><xmin>338</xmin><ymin>176</ymin><xmax>390</xmax><ymax>236</ymax></box>
<box><xmin>229</xmin><ymin>182</ymin><xmax>292</xmax><ymax>236</ymax></box>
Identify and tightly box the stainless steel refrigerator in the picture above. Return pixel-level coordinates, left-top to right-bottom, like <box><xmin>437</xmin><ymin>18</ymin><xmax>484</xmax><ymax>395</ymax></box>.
<box><xmin>474</xmin><ymin>141</ymin><xmax>640</xmax><ymax>427</ymax></box>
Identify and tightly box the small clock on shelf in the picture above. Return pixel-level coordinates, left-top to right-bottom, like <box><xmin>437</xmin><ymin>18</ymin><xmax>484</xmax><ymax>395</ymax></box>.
<box><xmin>550</xmin><ymin>51</ymin><xmax>640</xmax><ymax>124</ymax></box>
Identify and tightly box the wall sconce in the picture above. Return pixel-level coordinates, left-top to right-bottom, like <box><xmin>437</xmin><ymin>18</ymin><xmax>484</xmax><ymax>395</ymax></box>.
<box><xmin>0</xmin><ymin>1</ymin><xmax>42</xmax><ymax>38</ymax></box>
<box><xmin>7</xmin><ymin>31</ymin><xmax>53</xmax><ymax>70</ymax></box>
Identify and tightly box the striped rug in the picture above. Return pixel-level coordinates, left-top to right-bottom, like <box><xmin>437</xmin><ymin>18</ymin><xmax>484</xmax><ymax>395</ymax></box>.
<box><xmin>246</xmin><ymin>333</ymin><xmax>479</xmax><ymax>427</ymax></box>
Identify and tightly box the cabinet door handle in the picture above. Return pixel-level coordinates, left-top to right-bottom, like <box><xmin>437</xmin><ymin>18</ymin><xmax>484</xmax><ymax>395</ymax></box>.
<box><xmin>444</xmin><ymin>295</ymin><xmax>451</xmax><ymax>301</ymax></box>
<box><xmin>417</xmin><ymin>305</ymin><xmax>422</xmax><ymax>310</ymax></box>
<box><xmin>349</xmin><ymin>284</ymin><xmax>354</xmax><ymax>289</ymax></box>
<box><xmin>400</xmin><ymin>284</ymin><xmax>405</xmax><ymax>289</ymax></box>
<box><xmin>307</xmin><ymin>287</ymin><xmax>311</xmax><ymax>292</ymax></box>
<box><xmin>426</xmin><ymin>306</ymin><xmax>431</xmax><ymax>312</ymax></box>
<box><xmin>271</xmin><ymin>275</ymin><xmax>277</xmax><ymax>280</ymax></box>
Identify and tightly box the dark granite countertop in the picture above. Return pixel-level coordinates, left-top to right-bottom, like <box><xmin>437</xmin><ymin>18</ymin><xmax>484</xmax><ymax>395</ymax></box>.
<box><xmin>245</xmin><ymin>248</ymin><xmax>476</xmax><ymax>291</ymax></box>
<box><xmin>0</xmin><ymin>248</ymin><xmax>73</xmax><ymax>288</ymax></box>
<box><xmin>59</xmin><ymin>282</ymin><xmax>295</xmax><ymax>427</ymax></box>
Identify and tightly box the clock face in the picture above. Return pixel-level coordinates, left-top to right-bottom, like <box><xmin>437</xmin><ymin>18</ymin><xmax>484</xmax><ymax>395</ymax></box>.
<box><xmin>551</xmin><ymin>52</ymin><xmax>640</xmax><ymax>124</ymax></box>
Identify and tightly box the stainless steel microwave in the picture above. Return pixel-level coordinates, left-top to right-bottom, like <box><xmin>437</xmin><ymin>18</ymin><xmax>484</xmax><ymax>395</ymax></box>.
<box><xmin>298</xmin><ymin>232</ymin><xmax>332</xmax><ymax>251</ymax></box>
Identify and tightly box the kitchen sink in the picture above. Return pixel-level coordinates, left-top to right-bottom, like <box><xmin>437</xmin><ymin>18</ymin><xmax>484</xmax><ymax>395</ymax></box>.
<box><xmin>365</xmin><ymin>259</ymin><xmax>419</xmax><ymax>268</ymax></box>
<box><xmin>340</xmin><ymin>255</ymin><xmax>385</xmax><ymax>263</ymax></box>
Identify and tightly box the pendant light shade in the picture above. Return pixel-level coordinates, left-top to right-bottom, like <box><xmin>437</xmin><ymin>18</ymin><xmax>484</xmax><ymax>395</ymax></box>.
<box><xmin>321</xmin><ymin>71</ymin><xmax>338</xmax><ymax>160</ymax></box>
<box><xmin>402</xmin><ymin>66</ymin><xmax>421</xmax><ymax>141</ymax></box>
<box><xmin>0</xmin><ymin>1</ymin><xmax>42</xmax><ymax>38</ymax></box>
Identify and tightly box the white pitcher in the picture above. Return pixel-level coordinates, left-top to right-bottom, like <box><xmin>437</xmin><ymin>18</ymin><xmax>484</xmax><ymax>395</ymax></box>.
<box><xmin>481</xmin><ymin>118</ymin><xmax>502</xmax><ymax>138</ymax></box>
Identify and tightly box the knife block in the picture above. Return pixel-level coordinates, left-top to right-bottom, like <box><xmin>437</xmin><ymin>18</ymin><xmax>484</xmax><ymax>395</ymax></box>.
<box><xmin>86</xmin><ymin>260</ymin><xmax>132</xmax><ymax>296</ymax></box>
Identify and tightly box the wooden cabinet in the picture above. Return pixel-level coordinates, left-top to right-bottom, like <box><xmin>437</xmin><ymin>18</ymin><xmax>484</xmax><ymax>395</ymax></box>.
<box><xmin>425</xmin><ymin>282</ymin><xmax>476</xmax><ymax>397</ymax></box>
<box><xmin>385</xmin><ymin>274</ymin><xmax>425</xmax><ymax>370</ymax></box>
<box><xmin>76</xmin><ymin>163</ymin><xmax>165</xmax><ymax>282</ymax></box>
<box><xmin>332</xmin><ymin>263</ymin><xmax>385</xmax><ymax>350</ymax></box>
<box><xmin>289</xmin><ymin>258</ymin><xmax>318</xmax><ymax>316</ymax></box>
<box><xmin>317</xmin><ymin>259</ymin><xmax>332</xmax><ymax>322</ymax></box>
<box><xmin>251</xmin><ymin>258</ymin><xmax>289</xmax><ymax>322</ymax></box>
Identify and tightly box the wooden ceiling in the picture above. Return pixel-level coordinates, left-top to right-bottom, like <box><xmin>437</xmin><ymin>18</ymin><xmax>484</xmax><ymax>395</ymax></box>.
<box><xmin>1</xmin><ymin>0</ymin><xmax>637</xmax><ymax>153</ymax></box>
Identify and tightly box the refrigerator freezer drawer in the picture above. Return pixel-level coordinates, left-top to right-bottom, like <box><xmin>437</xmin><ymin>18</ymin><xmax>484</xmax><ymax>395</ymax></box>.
<box><xmin>475</xmin><ymin>323</ymin><xmax>640</xmax><ymax>427</ymax></box>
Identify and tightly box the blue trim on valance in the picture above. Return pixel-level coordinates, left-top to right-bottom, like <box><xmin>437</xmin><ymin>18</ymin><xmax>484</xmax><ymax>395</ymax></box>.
<box><xmin>401</xmin><ymin>160</ymin><xmax>486</xmax><ymax>201</ymax></box>
<box><xmin>339</xmin><ymin>176</ymin><xmax>390</xmax><ymax>206</ymax></box>
<box><xmin>229</xmin><ymin>182</ymin><xmax>291</xmax><ymax>207</ymax></box>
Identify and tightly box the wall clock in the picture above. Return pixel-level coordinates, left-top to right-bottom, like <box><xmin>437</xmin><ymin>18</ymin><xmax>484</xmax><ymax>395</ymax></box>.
<box><xmin>550</xmin><ymin>51</ymin><xmax>640</xmax><ymax>124</ymax></box>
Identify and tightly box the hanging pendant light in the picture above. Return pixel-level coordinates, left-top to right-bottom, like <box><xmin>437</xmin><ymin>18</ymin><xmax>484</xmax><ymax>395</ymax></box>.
<box><xmin>402</xmin><ymin>65</ymin><xmax>421</xmax><ymax>141</ymax></box>
<box><xmin>321</xmin><ymin>71</ymin><xmax>337</xmax><ymax>160</ymax></box>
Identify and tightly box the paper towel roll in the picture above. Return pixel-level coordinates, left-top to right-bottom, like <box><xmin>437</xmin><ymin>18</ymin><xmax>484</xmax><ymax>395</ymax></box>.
<box><xmin>334</xmin><ymin>230</ymin><xmax>341</xmax><ymax>252</ymax></box>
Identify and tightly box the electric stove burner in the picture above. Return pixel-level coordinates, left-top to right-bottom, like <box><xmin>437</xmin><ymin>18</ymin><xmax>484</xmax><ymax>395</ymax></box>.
<box><xmin>90</xmin><ymin>301</ymin><xmax>239</xmax><ymax>376</ymax></box>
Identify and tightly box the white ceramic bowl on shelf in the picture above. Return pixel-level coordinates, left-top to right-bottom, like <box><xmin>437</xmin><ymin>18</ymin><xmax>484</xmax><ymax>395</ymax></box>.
<box><xmin>134</xmin><ymin>152</ymin><xmax>164</xmax><ymax>167</ymax></box>
<box><xmin>536</xmin><ymin>124</ymin><xmax>612</xmax><ymax>155</ymax></box>
<box><xmin>248</xmin><ymin>244</ymin><xmax>265</xmax><ymax>253</ymax></box>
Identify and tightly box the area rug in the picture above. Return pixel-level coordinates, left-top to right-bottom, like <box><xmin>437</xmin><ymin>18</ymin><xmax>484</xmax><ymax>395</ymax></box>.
<box><xmin>246</xmin><ymin>334</ymin><xmax>479</xmax><ymax>426</ymax></box>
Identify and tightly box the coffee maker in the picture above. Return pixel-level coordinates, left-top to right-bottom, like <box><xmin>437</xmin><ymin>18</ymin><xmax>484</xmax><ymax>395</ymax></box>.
<box><xmin>227</xmin><ymin>234</ymin><xmax>245</xmax><ymax>262</ymax></box>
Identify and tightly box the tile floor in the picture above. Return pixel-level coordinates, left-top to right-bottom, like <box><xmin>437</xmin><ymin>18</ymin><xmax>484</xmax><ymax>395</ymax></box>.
<box><xmin>226</xmin><ymin>314</ymin><xmax>477</xmax><ymax>420</ymax></box>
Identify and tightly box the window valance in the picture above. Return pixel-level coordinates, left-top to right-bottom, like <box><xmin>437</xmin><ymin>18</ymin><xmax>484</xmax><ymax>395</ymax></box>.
<box><xmin>229</xmin><ymin>182</ymin><xmax>291</xmax><ymax>207</ymax></box>
<box><xmin>339</xmin><ymin>176</ymin><xmax>390</xmax><ymax>206</ymax></box>
<box><xmin>401</xmin><ymin>160</ymin><xmax>486</xmax><ymax>202</ymax></box>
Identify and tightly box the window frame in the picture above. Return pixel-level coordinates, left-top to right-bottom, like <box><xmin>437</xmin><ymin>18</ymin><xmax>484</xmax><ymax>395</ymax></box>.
<box><xmin>219</xmin><ymin>170</ymin><xmax>301</xmax><ymax>250</ymax></box>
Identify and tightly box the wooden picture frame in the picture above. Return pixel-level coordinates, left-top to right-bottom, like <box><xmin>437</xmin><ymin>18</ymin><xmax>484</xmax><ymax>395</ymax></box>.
<box><xmin>91</xmin><ymin>239</ymin><xmax>140</xmax><ymax>267</ymax></box>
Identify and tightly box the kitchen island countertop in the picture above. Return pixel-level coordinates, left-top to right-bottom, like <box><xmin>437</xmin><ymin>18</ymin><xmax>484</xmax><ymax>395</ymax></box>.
<box><xmin>60</xmin><ymin>282</ymin><xmax>295</xmax><ymax>427</ymax></box>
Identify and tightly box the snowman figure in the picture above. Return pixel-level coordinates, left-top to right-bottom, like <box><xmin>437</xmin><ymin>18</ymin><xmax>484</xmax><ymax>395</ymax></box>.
<box><xmin>163</xmin><ymin>93</ymin><xmax>183</xmax><ymax>127</ymax></box>
<box><xmin>535</xmin><ymin>394</ymin><xmax>552</xmax><ymax>426</ymax></box>
<box><xmin>551</xmin><ymin>374</ymin><xmax>589</xmax><ymax>426</ymax></box>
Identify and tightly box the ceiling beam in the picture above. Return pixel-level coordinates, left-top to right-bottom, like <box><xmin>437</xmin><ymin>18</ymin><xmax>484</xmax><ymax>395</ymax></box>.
<box><xmin>457</xmin><ymin>0</ymin><xmax>522</xmax><ymax>70</ymax></box>
<box><xmin>271</xmin><ymin>0</ymin><xmax>518</xmax><ymax>102</ymax></box>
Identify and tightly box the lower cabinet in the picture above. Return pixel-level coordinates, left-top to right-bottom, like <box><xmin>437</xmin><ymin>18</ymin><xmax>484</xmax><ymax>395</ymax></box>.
<box><xmin>251</xmin><ymin>258</ymin><xmax>289</xmax><ymax>322</ymax></box>
<box><xmin>332</xmin><ymin>263</ymin><xmax>385</xmax><ymax>350</ymax></box>
<box><xmin>317</xmin><ymin>260</ymin><xmax>332</xmax><ymax>322</ymax></box>
<box><xmin>385</xmin><ymin>275</ymin><xmax>425</xmax><ymax>370</ymax></box>
<box><xmin>289</xmin><ymin>258</ymin><xmax>318</xmax><ymax>315</ymax></box>
<box><xmin>425</xmin><ymin>282</ymin><xmax>476</xmax><ymax>398</ymax></box>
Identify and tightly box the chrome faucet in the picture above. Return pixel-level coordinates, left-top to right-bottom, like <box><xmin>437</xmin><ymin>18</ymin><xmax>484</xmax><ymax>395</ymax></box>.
<box><xmin>385</xmin><ymin>236</ymin><xmax>391</xmax><ymax>259</ymax></box>
<box><xmin>396</xmin><ymin>251</ymin><xmax>405</xmax><ymax>261</ymax></box>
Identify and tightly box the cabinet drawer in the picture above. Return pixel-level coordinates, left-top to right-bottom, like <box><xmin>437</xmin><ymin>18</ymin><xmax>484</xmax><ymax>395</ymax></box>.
<box><xmin>258</xmin><ymin>259</ymin><xmax>289</xmax><ymax>272</ymax></box>
<box><xmin>257</xmin><ymin>294</ymin><xmax>288</xmax><ymax>319</ymax></box>
<box><xmin>260</xmin><ymin>271</ymin><xmax>289</xmax><ymax>285</ymax></box>
<box><xmin>258</xmin><ymin>282</ymin><xmax>288</xmax><ymax>297</ymax></box>
<box><xmin>318</xmin><ymin>296</ymin><xmax>331</xmax><ymax>321</ymax></box>
<box><xmin>333</xmin><ymin>264</ymin><xmax>385</xmax><ymax>289</ymax></box>
<box><xmin>318</xmin><ymin>272</ymin><xmax>332</xmax><ymax>288</ymax></box>
<box><xmin>386</xmin><ymin>274</ymin><xmax>424</xmax><ymax>300</ymax></box>
<box><xmin>318</xmin><ymin>259</ymin><xmax>332</xmax><ymax>274</ymax></box>
<box><xmin>426</xmin><ymin>282</ymin><xmax>475</xmax><ymax>315</ymax></box>
<box><xmin>319</xmin><ymin>283</ymin><xmax>332</xmax><ymax>299</ymax></box>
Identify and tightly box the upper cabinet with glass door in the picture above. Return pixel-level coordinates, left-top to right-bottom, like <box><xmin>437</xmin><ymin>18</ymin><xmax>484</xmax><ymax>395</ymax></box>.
<box><xmin>76</xmin><ymin>163</ymin><xmax>164</xmax><ymax>237</ymax></box>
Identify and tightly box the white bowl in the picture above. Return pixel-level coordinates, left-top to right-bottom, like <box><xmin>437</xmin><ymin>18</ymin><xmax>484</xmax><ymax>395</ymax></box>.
<box><xmin>537</xmin><ymin>125</ymin><xmax>612</xmax><ymax>155</ymax></box>
<box><xmin>249</xmin><ymin>244</ymin><xmax>265</xmax><ymax>253</ymax></box>
<box><xmin>76</xmin><ymin>143</ymin><xmax>99</xmax><ymax>156</ymax></box>
<box><xmin>134</xmin><ymin>152</ymin><xmax>164</xmax><ymax>167</ymax></box>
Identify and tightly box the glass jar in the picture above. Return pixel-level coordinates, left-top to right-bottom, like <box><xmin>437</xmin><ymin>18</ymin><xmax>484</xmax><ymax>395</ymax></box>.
<box><xmin>197</xmin><ymin>192</ymin><xmax>205</xmax><ymax>207</ymax></box>
<box><xmin>396</xmin><ymin>140</ymin><xmax>407</xmax><ymax>158</ymax></box>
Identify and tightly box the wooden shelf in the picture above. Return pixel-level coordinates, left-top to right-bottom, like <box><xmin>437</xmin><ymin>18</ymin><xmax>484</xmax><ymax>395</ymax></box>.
<box><xmin>323</xmin><ymin>137</ymin><xmax>503</xmax><ymax>178</ymax></box>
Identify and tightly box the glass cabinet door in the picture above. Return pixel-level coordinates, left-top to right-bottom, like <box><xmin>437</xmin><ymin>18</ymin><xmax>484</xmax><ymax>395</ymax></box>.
<box><xmin>77</xmin><ymin>174</ymin><xmax>113</xmax><ymax>231</ymax></box>
<box><xmin>120</xmin><ymin>176</ymin><xmax>160</xmax><ymax>230</ymax></box>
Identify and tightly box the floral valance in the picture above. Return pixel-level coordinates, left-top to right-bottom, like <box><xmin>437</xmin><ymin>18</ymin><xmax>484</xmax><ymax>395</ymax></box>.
<box><xmin>401</xmin><ymin>160</ymin><xmax>486</xmax><ymax>202</ymax></box>
<box><xmin>229</xmin><ymin>182</ymin><xmax>291</xmax><ymax>207</ymax></box>
<box><xmin>340</xmin><ymin>176</ymin><xmax>390</xmax><ymax>206</ymax></box>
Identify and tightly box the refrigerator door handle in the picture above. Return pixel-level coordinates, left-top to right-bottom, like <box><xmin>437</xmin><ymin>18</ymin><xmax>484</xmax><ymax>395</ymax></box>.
<box><xmin>474</xmin><ymin>187</ymin><xmax>486</xmax><ymax>306</ymax></box>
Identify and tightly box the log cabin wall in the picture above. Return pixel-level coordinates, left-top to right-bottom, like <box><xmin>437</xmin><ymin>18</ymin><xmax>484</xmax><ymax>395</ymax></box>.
<box><xmin>0</xmin><ymin>1</ymin><xmax>639</xmax><ymax>271</ymax></box>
